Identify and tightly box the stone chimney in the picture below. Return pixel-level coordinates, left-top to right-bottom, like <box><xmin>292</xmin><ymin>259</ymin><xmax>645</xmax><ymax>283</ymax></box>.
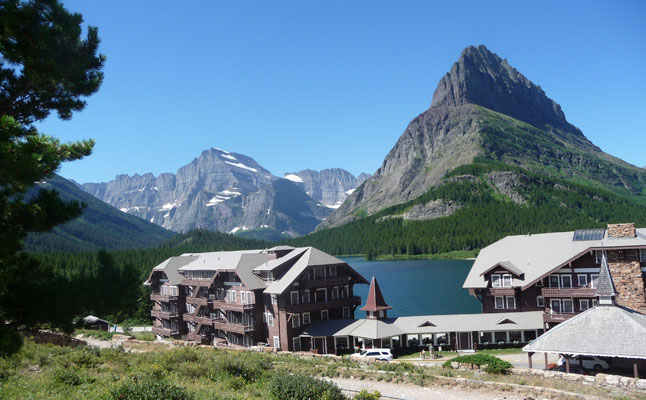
<box><xmin>607</xmin><ymin>223</ymin><xmax>636</xmax><ymax>238</ymax></box>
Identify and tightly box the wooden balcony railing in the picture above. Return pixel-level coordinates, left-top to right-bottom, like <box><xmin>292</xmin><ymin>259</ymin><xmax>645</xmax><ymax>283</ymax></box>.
<box><xmin>186</xmin><ymin>332</ymin><xmax>209</xmax><ymax>344</ymax></box>
<box><xmin>152</xmin><ymin>326</ymin><xmax>179</xmax><ymax>337</ymax></box>
<box><xmin>541</xmin><ymin>287</ymin><xmax>597</xmax><ymax>298</ymax></box>
<box><xmin>299</xmin><ymin>276</ymin><xmax>352</xmax><ymax>289</ymax></box>
<box><xmin>151</xmin><ymin>309</ymin><xmax>179</xmax><ymax>319</ymax></box>
<box><xmin>210</xmin><ymin>299</ymin><xmax>255</xmax><ymax>311</ymax></box>
<box><xmin>150</xmin><ymin>293</ymin><xmax>178</xmax><ymax>302</ymax></box>
<box><xmin>212</xmin><ymin>320</ymin><xmax>255</xmax><ymax>334</ymax></box>
<box><xmin>182</xmin><ymin>279</ymin><xmax>213</xmax><ymax>287</ymax></box>
<box><xmin>543</xmin><ymin>312</ymin><xmax>575</xmax><ymax>324</ymax></box>
<box><xmin>183</xmin><ymin>314</ymin><xmax>212</xmax><ymax>325</ymax></box>
<box><xmin>285</xmin><ymin>296</ymin><xmax>361</xmax><ymax>313</ymax></box>
<box><xmin>186</xmin><ymin>296</ymin><xmax>209</xmax><ymax>306</ymax></box>
<box><xmin>487</xmin><ymin>288</ymin><xmax>516</xmax><ymax>296</ymax></box>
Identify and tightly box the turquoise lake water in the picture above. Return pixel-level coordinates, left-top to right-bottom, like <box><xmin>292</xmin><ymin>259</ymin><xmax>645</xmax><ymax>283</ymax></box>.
<box><xmin>341</xmin><ymin>257</ymin><xmax>482</xmax><ymax>317</ymax></box>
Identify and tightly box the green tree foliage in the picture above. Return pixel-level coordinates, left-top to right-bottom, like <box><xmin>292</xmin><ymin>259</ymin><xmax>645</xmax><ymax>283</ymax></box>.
<box><xmin>0</xmin><ymin>0</ymin><xmax>105</xmax><ymax>355</ymax></box>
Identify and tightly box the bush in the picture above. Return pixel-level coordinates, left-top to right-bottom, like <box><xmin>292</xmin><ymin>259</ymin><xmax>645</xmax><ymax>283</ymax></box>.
<box><xmin>210</xmin><ymin>352</ymin><xmax>269</xmax><ymax>383</ymax></box>
<box><xmin>269</xmin><ymin>373</ymin><xmax>346</xmax><ymax>400</ymax></box>
<box><xmin>0</xmin><ymin>326</ymin><xmax>23</xmax><ymax>357</ymax></box>
<box><xmin>110</xmin><ymin>378</ymin><xmax>193</xmax><ymax>400</ymax></box>
<box><xmin>131</xmin><ymin>331</ymin><xmax>155</xmax><ymax>341</ymax></box>
<box><xmin>442</xmin><ymin>354</ymin><xmax>513</xmax><ymax>374</ymax></box>
<box><xmin>354</xmin><ymin>390</ymin><xmax>381</xmax><ymax>400</ymax></box>
<box><xmin>52</xmin><ymin>367</ymin><xmax>83</xmax><ymax>386</ymax></box>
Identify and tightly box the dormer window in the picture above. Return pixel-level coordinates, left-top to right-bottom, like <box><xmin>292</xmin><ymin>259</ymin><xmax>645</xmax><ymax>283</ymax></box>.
<box><xmin>502</xmin><ymin>274</ymin><xmax>513</xmax><ymax>288</ymax></box>
<box><xmin>491</xmin><ymin>273</ymin><xmax>512</xmax><ymax>288</ymax></box>
<box><xmin>491</xmin><ymin>275</ymin><xmax>501</xmax><ymax>288</ymax></box>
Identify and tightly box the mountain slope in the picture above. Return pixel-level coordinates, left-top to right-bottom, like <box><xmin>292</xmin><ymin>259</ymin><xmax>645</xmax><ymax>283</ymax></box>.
<box><xmin>323</xmin><ymin>45</ymin><xmax>646</xmax><ymax>228</ymax></box>
<box><xmin>82</xmin><ymin>148</ymin><xmax>333</xmax><ymax>238</ymax></box>
<box><xmin>283</xmin><ymin>168</ymin><xmax>370</xmax><ymax>209</ymax></box>
<box><xmin>25</xmin><ymin>174</ymin><xmax>176</xmax><ymax>253</ymax></box>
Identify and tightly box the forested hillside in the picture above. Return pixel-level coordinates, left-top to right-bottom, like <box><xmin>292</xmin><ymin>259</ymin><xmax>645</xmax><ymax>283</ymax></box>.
<box><xmin>285</xmin><ymin>160</ymin><xmax>646</xmax><ymax>257</ymax></box>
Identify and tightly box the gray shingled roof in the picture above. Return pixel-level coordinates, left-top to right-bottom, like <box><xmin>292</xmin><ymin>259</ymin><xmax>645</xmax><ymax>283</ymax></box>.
<box><xmin>480</xmin><ymin>261</ymin><xmax>523</xmax><ymax>277</ymax></box>
<box><xmin>464</xmin><ymin>228</ymin><xmax>646</xmax><ymax>290</ymax></box>
<box><xmin>253</xmin><ymin>247</ymin><xmax>308</xmax><ymax>271</ymax></box>
<box><xmin>264</xmin><ymin>247</ymin><xmax>369</xmax><ymax>295</ymax></box>
<box><xmin>178</xmin><ymin>250</ymin><xmax>262</xmax><ymax>271</ymax></box>
<box><xmin>235</xmin><ymin>253</ymin><xmax>272</xmax><ymax>290</ymax></box>
<box><xmin>299</xmin><ymin>319</ymin><xmax>358</xmax><ymax>337</ymax></box>
<box><xmin>595</xmin><ymin>253</ymin><xmax>616</xmax><ymax>298</ymax></box>
<box><xmin>523</xmin><ymin>306</ymin><xmax>646</xmax><ymax>359</ymax></box>
<box><xmin>147</xmin><ymin>255</ymin><xmax>199</xmax><ymax>285</ymax></box>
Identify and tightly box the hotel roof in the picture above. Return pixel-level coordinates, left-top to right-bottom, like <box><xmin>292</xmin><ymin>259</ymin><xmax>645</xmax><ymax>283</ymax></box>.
<box><xmin>463</xmin><ymin>228</ymin><xmax>646</xmax><ymax>290</ymax></box>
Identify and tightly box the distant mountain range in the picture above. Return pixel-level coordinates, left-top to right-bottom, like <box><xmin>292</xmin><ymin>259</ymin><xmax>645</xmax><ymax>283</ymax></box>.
<box><xmin>25</xmin><ymin>174</ymin><xmax>175</xmax><ymax>253</ymax></box>
<box><xmin>81</xmin><ymin>148</ymin><xmax>369</xmax><ymax>240</ymax></box>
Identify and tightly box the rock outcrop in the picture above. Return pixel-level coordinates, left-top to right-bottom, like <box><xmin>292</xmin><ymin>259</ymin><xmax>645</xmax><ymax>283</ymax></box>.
<box><xmin>283</xmin><ymin>168</ymin><xmax>370</xmax><ymax>209</ymax></box>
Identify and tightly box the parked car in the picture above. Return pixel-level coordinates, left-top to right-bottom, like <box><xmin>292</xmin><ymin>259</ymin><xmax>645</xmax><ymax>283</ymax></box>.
<box><xmin>350</xmin><ymin>348</ymin><xmax>393</xmax><ymax>362</ymax></box>
<box><xmin>557</xmin><ymin>355</ymin><xmax>609</xmax><ymax>372</ymax></box>
<box><xmin>555</xmin><ymin>365</ymin><xmax>590</xmax><ymax>375</ymax></box>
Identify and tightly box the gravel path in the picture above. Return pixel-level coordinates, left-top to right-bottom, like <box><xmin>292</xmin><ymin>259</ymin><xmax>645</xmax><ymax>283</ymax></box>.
<box><xmin>328</xmin><ymin>377</ymin><xmax>534</xmax><ymax>400</ymax></box>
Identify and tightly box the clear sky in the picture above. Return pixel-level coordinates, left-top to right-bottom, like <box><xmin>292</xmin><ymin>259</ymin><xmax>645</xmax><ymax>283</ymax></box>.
<box><xmin>39</xmin><ymin>0</ymin><xmax>645</xmax><ymax>183</ymax></box>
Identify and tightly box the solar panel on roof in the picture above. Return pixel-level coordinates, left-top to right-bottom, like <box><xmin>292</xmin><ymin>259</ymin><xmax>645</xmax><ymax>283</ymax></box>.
<box><xmin>572</xmin><ymin>229</ymin><xmax>605</xmax><ymax>241</ymax></box>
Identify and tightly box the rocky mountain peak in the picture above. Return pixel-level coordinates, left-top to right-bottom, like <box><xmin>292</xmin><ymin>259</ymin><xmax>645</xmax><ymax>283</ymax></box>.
<box><xmin>430</xmin><ymin>45</ymin><xmax>582</xmax><ymax>136</ymax></box>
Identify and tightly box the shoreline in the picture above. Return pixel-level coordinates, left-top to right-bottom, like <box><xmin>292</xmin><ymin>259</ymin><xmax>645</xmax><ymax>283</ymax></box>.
<box><xmin>338</xmin><ymin>249</ymin><xmax>479</xmax><ymax>261</ymax></box>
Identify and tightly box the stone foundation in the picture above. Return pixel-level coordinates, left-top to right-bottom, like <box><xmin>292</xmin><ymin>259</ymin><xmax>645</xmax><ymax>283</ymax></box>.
<box><xmin>607</xmin><ymin>223</ymin><xmax>636</xmax><ymax>238</ymax></box>
<box><xmin>607</xmin><ymin>249</ymin><xmax>646</xmax><ymax>313</ymax></box>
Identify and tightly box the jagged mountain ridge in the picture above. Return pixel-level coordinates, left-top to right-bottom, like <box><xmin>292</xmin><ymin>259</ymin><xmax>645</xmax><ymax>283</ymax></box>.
<box><xmin>322</xmin><ymin>45</ymin><xmax>646</xmax><ymax>228</ymax></box>
<box><xmin>82</xmin><ymin>148</ymin><xmax>365</xmax><ymax>238</ymax></box>
<box><xmin>25</xmin><ymin>174</ymin><xmax>175</xmax><ymax>253</ymax></box>
<box><xmin>283</xmin><ymin>168</ymin><xmax>370</xmax><ymax>209</ymax></box>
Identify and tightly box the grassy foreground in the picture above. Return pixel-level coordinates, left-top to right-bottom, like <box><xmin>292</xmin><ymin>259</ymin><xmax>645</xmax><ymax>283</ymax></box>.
<box><xmin>0</xmin><ymin>340</ymin><xmax>637</xmax><ymax>400</ymax></box>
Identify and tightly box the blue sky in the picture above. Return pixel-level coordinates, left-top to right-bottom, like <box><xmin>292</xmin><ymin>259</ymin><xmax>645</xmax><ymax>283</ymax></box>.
<box><xmin>39</xmin><ymin>1</ymin><xmax>645</xmax><ymax>183</ymax></box>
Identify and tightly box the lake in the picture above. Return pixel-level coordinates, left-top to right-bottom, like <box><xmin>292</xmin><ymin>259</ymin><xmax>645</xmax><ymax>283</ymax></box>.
<box><xmin>341</xmin><ymin>257</ymin><xmax>482</xmax><ymax>317</ymax></box>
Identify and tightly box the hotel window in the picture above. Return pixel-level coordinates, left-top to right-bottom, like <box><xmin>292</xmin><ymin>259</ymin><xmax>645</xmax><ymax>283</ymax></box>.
<box><xmin>315</xmin><ymin>267</ymin><xmax>326</xmax><ymax>279</ymax></box>
<box><xmin>227</xmin><ymin>290</ymin><xmax>236</xmax><ymax>303</ymax></box>
<box><xmin>560</xmin><ymin>275</ymin><xmax>572</xmax><ymax>288</ymax></box>
<box><xmin>241</xmin><ymin>291</ymin><xmax>247</xmax><ymax>304</ymax></box>
<box><xmin>549</xmin><ymin>275</ymin><xmax>560</xmax><ymax>288</ymax></box>
<box><xmin>640</xmin><ymin>249</ymin><xmax>646</xmax><ymax>263</ymax></box>
<box><xmin>271</xmin><ymin>294</ymin><xmax>278</xmax><ymax>305</ymax></box>
<box><xmin>502</xmin><ymin>274</ymin><xmax>513</xmax><ymax>288</ymax></box>
<box><xmin>273</xmin><ymin>336</ymin><xmax>280</xmax><ymax>349</ymax></box>
<box><xmin>506</xmin><ymin>296</ymin><xmax>516</xmax><ymax>310</ymax></box>
<box><xmin>302</xmin><ymin>290</ymin><xmax>310</xmax><ymax>304</ymax></box>
<box><xmin>343</xmin><ymin>307</ymin><xmax>350</xmax><ymax>319</ymax></box>
<box><xmin>577</xmin><ymin>275</ymin><xmax>588</xmax><ymax>287</ymax></box>
<box><xmin>342</xmin><ymin>285</ymin><xmax>349</xmax><ymax>298</ymax></box>
<box><xmin>292</xmin><ymin>337</ymin><xmax>301</xmax><ymax>351</ymax></box>
<box><xmin>316</xmin><ymin>288</ymin><xmax>327</xmax><ymax>303</ymax></box>
<box><xmin>328</xmin><ymin>265</ymin><xmax>337</xmax><ymax>277</ymax></box>
<box><xmin>592</xmin><ymin>299</ymin><xmax>598</xmax><ymax>307</ymax></box>
<box><xmin>302</xmin><ymin>312</ymin><xmax>311</xmax><ymax>325</ymax></box>
<box><xmin>536</xmin><ymin>296</ymin><xmax>544</xmax><ymax>307</ymax></box>
<box><xmin>267</xmin><ymin>313</ymin><xmax>274</xmax><ymax>327</ymax></box>
<box><xmin>494</xmin><ymin>296</ymin><xmax>504</xmax><ymax>309</ymax></box>
<box><xmin>491</xmin><ymin>274</ymin><xmax>501</xmax><ymax>287</ymax></box>
<box><xmin>550</xmin><ymin>299</ymin><xmax>561</xmax><ymax>313</ymax></box>
<box><xmin>590</xmin><ymin>274</ymin><xmax>599</xmax><ymax>288</ymax></box>
<box><xmin>290</xmin><ymin>291</ymin><xmax>299</xmax><ymax>305</ymax></box>
<box><xmin>378</xmin><ymin>310</ymin><xmax>384</xmax><ymax>318</ymax></box>
<box><xmin>321</xmin><ymin>310</ymin><xmax>329</xmax><ymax>320</ymax></box>
<box><xmin>595</xmin><ymin>250</ymin><xmax>605</xmax><ymax>264</ymax></box>
<box><xmin>292</xmin><ymin>314</ymin><xmax>300</xmax><ymax>328</ymax></box>
<box><xmin>579</xmin><ymin>299</ymin><xmax>590</xmax><ymax>311</ymax></box>
<box><xmin>331</xmin><ymin>286</ymin><xmax>339</xmax><ymax>300</ymax></box>
<box><xmin>535</xmin><ymin>279</ymin><xmax>543</xmax><ymax>287</ymax></box>
<box><xmin>267</xmin><ymin>272</ymin><xmax>274</xmax><ymax>282</ymax></box>
<box><xmin>562</xmin><ymin>299</ymin><xmax>574</xmax><ymax>313</ymax></box>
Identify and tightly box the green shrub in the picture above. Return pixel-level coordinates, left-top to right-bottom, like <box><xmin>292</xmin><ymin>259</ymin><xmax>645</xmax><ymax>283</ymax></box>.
<box><xmin>0</xmin><ymin>325</ymin><xmax>23</xmax><ymax>357</ymax></box>
<box><xmin>442</xmin><ymin>354</ymin><xmax>513</xmax><ymax>374</ymax></box>
<box><xmin>110</xmin><ymin>378</ymin><xmax>193</xmax><ymax>400</ymax></box>
<box><xmin>210</xmin><ymin>352</ymin><xmax>269</xmax><ymax>383</ymax></box>
<box><xmin>269</xmin><ymin>373</ymin><xmax>346</xmax><ymax>400</ymax></box>
<box><xmin>353</xmin><ymin>390</ymin><xmax>381</xmax><ymax>400</ymax></box>
<box><xmin>0</xmin><ymin>357</ymin><xmax>15</xmax><ymax>381</ymax></box>
<box><xmin>52</xmin><ymin>367</ymin><xmax>83</xmax><ymax>386</ymax></box>
<box><xmin>131</xmin><ymin>331</ymin><xmax>156</xmax><ymax>341</ymax></box>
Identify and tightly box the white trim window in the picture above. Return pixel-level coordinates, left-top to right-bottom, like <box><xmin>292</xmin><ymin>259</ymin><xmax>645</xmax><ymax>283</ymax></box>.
<box><xmin>316</xmin><ymin>288</ymin><xmax>327</xmax><ymax>303</ymax></box>
<box><xmin>290</xmin><ymin>291</ymin><xmax>299</xmax><ymax>305</ymax></box>
<box><xmin>241</xmin><ymin>291</ymin><xmax>247</xmax><ymax>304</ymax></box>
<box><xmin>227</xmin><ymin>290</ymin><xmax>237</xmax><ymax>303</ymax></box>
<box><xmin>549</xmin><ymin>275</ymin><xmax>560</xmax><ymax>288</ymax></box>
<box><xmin>640</xmin><ymin>249</ymin><xmax>646</xmax><ymax>263</ymax></box>
<box><xmin>550</xmin><ymin>299</ymin><xmax>561</xmax><ymax>313</ymax></box>
<box><xmin>579</xmin><ymin>299</ymin><xmax>590</xmax><ymax>311</ymax></box>
<box><xmin>273</xmin><ymin>336</ymin><xmax>280</xmax><ymax>349</ymax></box>
<box><xmin>271</xmin><ymin>294</ymin><xmax>278</xmax><ymax>305</ymax></box>
<box><xmin>321</xmin><ymin>309</ymin><xmax>329</xmax><ymax>320</ymax></box>
<box><xmin>560</xmin><ymin>275</ymin><xmax>572</xmax><ymax>288</ymax></box>
<box><xmin>590</xmin><ymin>274</ymin><xmax>599</xmax><ymax>289</ymax></box>
<box><xmin>502</xmin><ymin>274</ymin><xmax>513</xmax><ymax>288</ymax></box>
<box><xmin>331</xmin><ymin>286</ymin><xmax>339</xmax><ymax>300</ymax></box>
<box><xmin>302</xmin><ymin>290</ymin><xmax>310</xmax><ymax>304</ymax></box>
<box><xmin>494</xmin><ymin>296</ymin><xmax>504</xmax><ymax>309</ymax></box>
<box><xmin>506</xmin><ymin>296</ymin><xmax>516</xmax><ymax>310</ymax></box>
<box><xmin>292</xmin><ymin>337</ymin><xmax>301</xmax><ymax>351</ymax></box>
<box><xmin>292</xmin><ymin>314</ymin><xmax>300</xmax><ymax>328</ymax></box>
<box><xmin>592</xmin><ymin>299</ymin><xmax>598</xmax><ymax>307</ymax></box>
<box><xmin>536</xmin><ymin>296</ymin><xmax>544</xmax><ymax>307</ymax></box>
<box><xmin>577</xmin><ymin>274</ymin><xmax>588</xmax><ymax>287</ymax></box>
<box><xmin>342</xmin><ymin>285</ymin><xmax>349</xmax><ymax>298</ymax></box>
<box><xmin>302</xmin><ymin>312</ymin><xmax>311</xmax><ymax>325</ymax></box>
<box><xmin>562</xmin><ymin>299</ymin><xmax>574</xmax><ymax>313</ymax></box>
<box><xmin>535</xmin><ymin>279</ymin><xmax>543</xmax><ymax>287</ymax></box>
<box><xmin>491</xmin><ymin>274</ymin><xmax>501</xmax><ymax>288</ymax></box>
<box><xmin>267</xmin><ymin>313</ymin><xmax>274</xmax><ymax>327</ymax></box>
<box><xmin>267</xmin><ymin>272</ymin><xmax>274</xmax><ymax>282</ymax></box>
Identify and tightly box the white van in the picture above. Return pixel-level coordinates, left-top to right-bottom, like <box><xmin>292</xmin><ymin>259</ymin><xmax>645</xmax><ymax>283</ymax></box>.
<box><xmin>350</xmin><ymin>348</ymin><xmax>393</xmax><ymax>362</ymax></box>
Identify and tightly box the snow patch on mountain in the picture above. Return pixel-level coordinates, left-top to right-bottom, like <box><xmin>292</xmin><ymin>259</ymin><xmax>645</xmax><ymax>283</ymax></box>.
<box><xmin>224</xmin><ymin>161</ymin><xmax>257</xmax><ymax>172</ymax></box>
<box><xmin>284</xmin><ymin>173</ymin><xmax>303</xmax><ymax>183</ymax></box>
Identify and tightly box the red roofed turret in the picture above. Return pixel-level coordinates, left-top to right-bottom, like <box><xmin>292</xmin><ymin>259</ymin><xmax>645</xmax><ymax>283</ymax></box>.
<box><xmin>360</xmin><ymin>277</ymin><xmax>391</xmax><ymax>319</ymax></box>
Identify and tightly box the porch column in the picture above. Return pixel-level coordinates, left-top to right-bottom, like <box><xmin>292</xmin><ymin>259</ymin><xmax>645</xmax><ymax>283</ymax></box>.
<box><xmin>418</xmin><ymin>334</ymin><xmax>422</xmax><ymax>346</ymax></box>
<box><xmin>528</xmin><ymin>352</ymin><xmax>534</xmax><ymax>369</ymax></box>
<box><xmin>433</xmin><ymin>334</ymin><xmax>437</xmax><ymax>346</ymax></box>
<box><xmin>491</xmin><ymin>332</ymin><xmax>495</xmax><ymax>343</ymax></box>
<box><xmin>334</xmin><ymin>337</ymin><xmax>337</xmax><ymax>354</ymax></box>
<box><xmin>544</xmin><ymin>353</ymin><xmax>548</xmax><ymax>369</ymax></box>
<box><xmin>565</xmin><ymin>356</ymin><xmax>570</xmax><ymax>374</ymax></box>
<box><xmin>635</xmin><ymin>362</ymin><xmax>639</xmax><ymax>379</ymax></box>
<box><xmin>390</xmin><ymin>337</ymin><xmax>394</xmax><ymax>348</ymax></box>
<box><xmin>505</xmin><ymin>331</ymin><xmax>510</xmax><ymax>343</ymax></box>
<box><xmin>520</xmin><ymin>331</ymin><xmax>525</xmax><ymax>343</ymax></box>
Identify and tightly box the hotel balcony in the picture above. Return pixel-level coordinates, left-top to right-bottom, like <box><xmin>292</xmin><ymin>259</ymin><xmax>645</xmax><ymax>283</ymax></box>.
<box><xmin>543</xmin><ymin>312</ymin><xmax>575</xmax><ymax>324</ymax></box>
<box><xmin>183</xmin><ymin>314</ymin><xmax>212</xmax><ymax>326</ymax></box>
<box><xmin>186</xmin><ymin>332</ymin><xmax>209</xmax><ymax>344</ymax></box>
<box><xmin>182</xmin><ymin>278</ymin><xmax>213</xmax><ymax>287</ymax></box>
<box><xmin>541</xmin><ymin>287</ymin><xmax>597</xmax><ymax>298</ymax></box>
<box><xmin>210</xmin><ymin>299</ymin><xmax>255</xmax><ymax>311</ymax></box>
<box><xmin>299</xmin><ymin>276</ymin><xmax>352</xmax><ymax>289</ymax></box>
<box><xmin>186</xmin><ymin>296</ymin><xmax>209</xmax><ymax>306</ymax></box>
<box><xmin>212</xmin><ymin>319</ymin><xmax>256</xmax><ymax>335</ymax></box>
<box><xmin>151</xmin><ymin>309</ymin><xmax>179</xmax><ymax>319</ymax></box>
<box><xmin>152</xmin><ymin>326</ymin><xmax>179</xmax><ymax>337</ymax></box>
<box><xmin>487</xmin><ymin>287</ymin><xmax>516</xmax><ymax>296</ymax></box>
<box><xmin>150</xmin><ymin>293</ymin><xmax>178</xmax><ymax>302</ymax></box>
<box><xmin>285</xmin><ymin>295</ymin><xmax>361</xmax><ymax>313</ymax></box>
